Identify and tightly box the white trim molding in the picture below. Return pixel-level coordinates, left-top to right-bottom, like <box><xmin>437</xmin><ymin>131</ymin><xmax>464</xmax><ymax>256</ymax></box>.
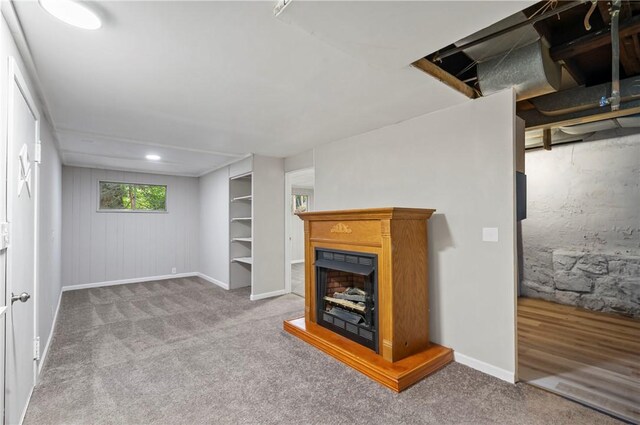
<box><xmin>250</xmin><ymin>289</ymin><xmax>287</xmax><ymax>301</ymax></box>
<box><xmin>196</xmin><ymin>273</ymin><xmax>229</xmax><ymax>290</ymax></box>
<box><xmin>37</xmin><ymin>289</ymin><xmax>63</xmax><ymax>377</ymax></box>
<box><xmin>18</xmin><ymin>387</ymin><xmax>34</xmax><ymax>425</ymax></box>
<box><xmin>62</xmin><ymin>272</ymin><xmax>199</xmax><ymax>292</ymax></box>
<box><xmin>454</xmin><ymin>352</ymin><xmax>515</xmax><ymax>383</ymax></box>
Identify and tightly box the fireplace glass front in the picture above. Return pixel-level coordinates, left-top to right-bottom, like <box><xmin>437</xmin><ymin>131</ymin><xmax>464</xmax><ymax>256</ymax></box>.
<box><xmin>315</xmin><ymin>248</ymin><xmax>378</xmax><ymax>352</ymax></box>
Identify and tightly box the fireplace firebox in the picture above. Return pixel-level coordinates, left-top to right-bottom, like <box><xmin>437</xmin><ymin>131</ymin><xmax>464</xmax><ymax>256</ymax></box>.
<box><xmin>315</xmin><ymin>248</ymin><xmax>378</xmax><ymax>352</ymax></box>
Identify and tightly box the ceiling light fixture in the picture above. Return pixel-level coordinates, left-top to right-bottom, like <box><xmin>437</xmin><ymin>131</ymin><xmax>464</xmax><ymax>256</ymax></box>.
<box><xmin>145</xmin><ymin>154</ymin><xmax>161</xmax><ymax>161</ymax></box>
<box><xmin>39</xmin><ymin>0</ymin><xmax>102</xmax><ymax>30</ymax></box>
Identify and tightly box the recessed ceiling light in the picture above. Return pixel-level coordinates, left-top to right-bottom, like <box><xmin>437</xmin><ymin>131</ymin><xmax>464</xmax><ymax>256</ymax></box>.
<box><xmin>146</xmin><ymin>154</ymin><xmax>161</xmax><ymax>161</ymax></box>
<box><xmin>39</xmin><ymin>0</ymin><xmax>102</xmax><ymax>30</ymax></box>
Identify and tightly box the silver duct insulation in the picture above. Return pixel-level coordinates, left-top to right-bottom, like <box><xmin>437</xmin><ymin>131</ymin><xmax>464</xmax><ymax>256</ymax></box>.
<box><xmin>477</xmin><ymin>40</ymin><xmax>562</xmax><ymax>101</ymax></box>
<box><xmin>530</xmin><ymin>76</ymin><xmax>640</xmax><ymax>116</ymax></box>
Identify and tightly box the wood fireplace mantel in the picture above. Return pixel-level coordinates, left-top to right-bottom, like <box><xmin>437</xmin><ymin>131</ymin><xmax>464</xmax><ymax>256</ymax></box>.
<box><xmin>284</xmin><ymin>207</ymin><xmax>453</xmax><ymax>392</ymax></box>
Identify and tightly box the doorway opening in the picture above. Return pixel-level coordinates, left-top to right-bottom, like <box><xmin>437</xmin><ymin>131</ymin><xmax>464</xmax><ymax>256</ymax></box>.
<box><xmin>517</xmin><ymin>124</ymin><xmax>640</xmax><ymax>423</ymax></box>
<box><xmin>284</xmin><ymin>168</ymin><xmax>314</xmax><ymax>298</ymax></box>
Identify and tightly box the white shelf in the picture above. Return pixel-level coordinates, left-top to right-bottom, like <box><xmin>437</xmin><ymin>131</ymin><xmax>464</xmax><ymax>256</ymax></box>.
<box><xmin>232</xmin><ymin>257</ymin><xmax>253</xmax><ymax>265</ymax></box>
<box><xmin>231</xmin><ymin>195</ymin><xmax>252</xmax><ymax>202</ymax></box>
<box><xmin>230</xmin><ymin>172</ymin><xmax>252</xmax><ymax>181</ymax></box>
<box><xmin>232</xmin><ymin>238</ymin><xmax>252</xmax><ymax>243</ymax></box>
<box><xmin>230</xmin><ymin>170</ymin><xmax>252</xmax><ymax>290</ymax></box>
<box><xmin>231</xmin><ymin>217</ymin><xmax>252</xmax><ymax>222</ymax></box>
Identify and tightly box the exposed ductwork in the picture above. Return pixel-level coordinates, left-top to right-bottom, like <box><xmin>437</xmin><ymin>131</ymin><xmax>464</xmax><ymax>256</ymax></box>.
<box><xmin>420</xmin><ymin>0</ymin><xmax>640</xmax><ymax>134</ymax></box>
<box><xmin>518</xmin><ymin>75</ymin><xmax>640</xmax><ymax>127</ymax></box>
<box><xmin>477</xmin><ymin>40</ymin><xmax>562</xmax><ymax>101</ymax></box>
<box><xmin>525</xmin><ymin>113</ymin><xmax>640</xmax><ymax>148</ymax></box>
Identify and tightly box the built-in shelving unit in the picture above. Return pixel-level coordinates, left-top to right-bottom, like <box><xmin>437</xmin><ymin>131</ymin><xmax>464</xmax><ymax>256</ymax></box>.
<box><xmin>229</xmin><ymin>172</ymin><xmax>252</xmax><ymax>289</ymax></box>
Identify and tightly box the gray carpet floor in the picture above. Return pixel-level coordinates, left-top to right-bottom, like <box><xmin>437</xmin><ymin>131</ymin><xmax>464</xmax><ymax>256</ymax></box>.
<box><xmin>25</xmin><ymin>277</ymin><xmax>621</xmax><ymax>424</ymax></box>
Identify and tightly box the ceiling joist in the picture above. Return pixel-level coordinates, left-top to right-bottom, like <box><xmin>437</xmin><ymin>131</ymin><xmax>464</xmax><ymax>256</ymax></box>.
<box><xmin>550</xmin><ymin>14</ymin><xmax>640</xmax><ymax>61</ymax></box>
<box><xmin>412</xmin><ymin>58</ymin><xmax>478</xmax><ymax>99</ymax></box>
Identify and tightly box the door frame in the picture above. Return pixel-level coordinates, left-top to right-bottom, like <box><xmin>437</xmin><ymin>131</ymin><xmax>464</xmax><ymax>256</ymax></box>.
<box><xmin>283</xmin><ymin>167</ymin><xmax>314</xmax><ymax>294</ymax></box>
<box><xmin>6</xmin><ymin>55</ymin><xmax>41</xmax><ymax>424</ymax></box>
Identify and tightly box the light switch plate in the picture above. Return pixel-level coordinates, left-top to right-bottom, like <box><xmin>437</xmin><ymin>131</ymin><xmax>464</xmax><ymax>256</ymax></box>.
<box><xmin>482</xmin><ymin>227</ymin><xmax>499</xmax><ymax>242</ymax></box>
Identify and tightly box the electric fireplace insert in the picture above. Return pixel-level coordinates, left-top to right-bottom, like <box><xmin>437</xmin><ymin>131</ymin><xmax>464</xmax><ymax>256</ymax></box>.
<box><xmin>315</xmin><ymin>248</ymin><xmax>378</xmax><ymax>352</ymax></box>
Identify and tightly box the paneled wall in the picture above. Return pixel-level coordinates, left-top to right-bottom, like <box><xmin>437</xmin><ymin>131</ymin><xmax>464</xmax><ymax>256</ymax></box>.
<box><xmin>61</xmin><ymin>167</ymin><xmax>199</xmax><ymax>287</ymax></box>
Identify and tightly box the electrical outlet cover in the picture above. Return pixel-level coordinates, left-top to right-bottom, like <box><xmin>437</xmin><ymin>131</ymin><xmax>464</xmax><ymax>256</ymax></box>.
<box><xmin>482</xmin><ymin>227</ymin><xmax>499</xmax><ymax>242</ymax></box>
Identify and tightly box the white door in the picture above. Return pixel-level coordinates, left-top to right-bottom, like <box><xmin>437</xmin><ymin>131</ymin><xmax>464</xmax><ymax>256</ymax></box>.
<box><xmin>284</xmin><ymin>168</ymin><xmax>314</xmax><ymax>297</ymax></box>
<box><xmin>5</xmin><ymin>57</ymin><xmax>40</xmax><ymax>425</ymax></box>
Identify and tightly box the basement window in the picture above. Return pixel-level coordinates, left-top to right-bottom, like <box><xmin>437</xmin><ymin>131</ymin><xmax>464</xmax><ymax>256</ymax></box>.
<box><xmin>98</xmin><ymin>181</ymin><xmax>167</xmax><ymax>212</ymax></box>
<box><xmin>292</xmin><ymin>194</ymin><xmax>308</xmax><ymax>214</ymax></box>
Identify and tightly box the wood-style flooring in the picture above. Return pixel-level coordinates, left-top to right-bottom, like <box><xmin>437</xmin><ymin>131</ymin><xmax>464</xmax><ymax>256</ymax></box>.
<box><xmin>518</xmin><ymin>297</ymin><xmax>640</xmax><ymax>423</ymax></box>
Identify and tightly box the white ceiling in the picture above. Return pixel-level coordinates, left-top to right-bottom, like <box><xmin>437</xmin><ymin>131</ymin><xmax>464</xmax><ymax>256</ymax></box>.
<box><xmin>13</xmin><ymin>1</ymin><xmax>532</xmax><ymax>176</ymax></box>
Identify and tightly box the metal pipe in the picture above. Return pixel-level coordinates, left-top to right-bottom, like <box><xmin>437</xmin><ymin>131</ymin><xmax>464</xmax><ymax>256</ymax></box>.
<box><xmin>434</xmin><ymin>1</ymin><xmax>587</xmax><ymax>61</ymax></box>
<box><xmin>611</xmin><ymin>0</ymin><xmax>622</xmax><ymax>111</ymax></box>
<box><xmin>584</xmin><ymin>0</ymin><xmax>598</xmax><ymax>31</ymax></box>
<box><xmin>541</xmin><ymin>94</ymin><xmax>640</xmax><ymax>116</ymax></box>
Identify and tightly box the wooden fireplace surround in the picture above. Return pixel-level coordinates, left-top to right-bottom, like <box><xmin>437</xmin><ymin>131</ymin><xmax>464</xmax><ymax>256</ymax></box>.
<box><xmin>283</xmin><ymin>207</ymin><xmax>453</xmax><ymax>392</ymax></box>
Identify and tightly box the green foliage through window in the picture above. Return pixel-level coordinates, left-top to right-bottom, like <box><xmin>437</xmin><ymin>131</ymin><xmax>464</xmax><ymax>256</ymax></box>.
<box><xmin>99</xmin><ymin>182</ymin><xmax>167</xmax><ymax>212</ymax></box>
<box><xmin>292</xmin><ymin>194</ymin><xmax>308</xmax><ymax>214</ymax></box>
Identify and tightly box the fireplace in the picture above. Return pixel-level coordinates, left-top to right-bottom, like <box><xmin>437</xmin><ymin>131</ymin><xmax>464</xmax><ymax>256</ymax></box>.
<box><xmin>283</xmin><ymin>208</ymin><xmax>453</xmax><ymax>392</ymax></box>
<box><xmin>315</xmin><ymin>248</ymin><xmax>378</xmax><ymax>352</ymax></box>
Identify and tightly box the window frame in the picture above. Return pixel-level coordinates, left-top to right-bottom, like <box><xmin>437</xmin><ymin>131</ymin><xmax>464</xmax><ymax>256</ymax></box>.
<box><xmin>96</xmin><ymin>180</ymin><xmax>169</xmax><ymax>213</ymax></box>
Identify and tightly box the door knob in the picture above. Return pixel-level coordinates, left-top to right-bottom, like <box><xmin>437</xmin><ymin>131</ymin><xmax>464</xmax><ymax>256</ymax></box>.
<box><xmin>11</xmin><ymin>292</ymin><xmax>30</xmax><ymax>304</ymax></box>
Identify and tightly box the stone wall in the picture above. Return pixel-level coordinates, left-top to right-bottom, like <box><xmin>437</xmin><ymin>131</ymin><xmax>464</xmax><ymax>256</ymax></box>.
<box><xmin>522</xmin><ymin>130</ymin><xmax>640</xmax><ymax>318</ymax></box>
<box><xmin>522</xmin><ymin>250</ymin><xmax>640</xmax><ymax>317</ymax></box>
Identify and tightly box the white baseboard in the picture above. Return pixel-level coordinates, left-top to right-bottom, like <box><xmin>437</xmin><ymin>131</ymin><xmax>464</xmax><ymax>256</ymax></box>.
<box><xmin>18</xmin><ymin>386</ymin><xmax>34</xmax><ymax>425</ymax></box>
<box><xmin>196</xmin><ymin>272</ymin><xmax>229</xmax><ymax>290</ymax></box>
<box><xmin>290</xmin><ymin>259</ymin><xmax>304</xmax><ymax>264</ymax></box>
<box><xmin>454</xmin><ymin>352</ymin><xmax>515</xmax><ymax>383</ymax></box>
<box><xmin>250</xmin><ymin>289</ymin><xmax>287</xmax><ymax>301</ymax></box>
<box><xmin>37</xmin><ymin>289</ymin><xmax>63</xmax><ymax>376</ymax></box>
<box><xmin>62</xmin><ymin>272</ymin><xmax>199</xmax><ymax>292</ymax></box>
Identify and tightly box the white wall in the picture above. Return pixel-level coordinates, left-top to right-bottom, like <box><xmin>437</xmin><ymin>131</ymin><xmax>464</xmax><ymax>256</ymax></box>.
<box><xmin>252</xmin><ymin>155</ymin><xmax>285</xmax><ymax>298</ymax></box>
<box><xmin>37</xmin><ymin>120</ymin><xmax>62</xmax><ymax>369</ymax></box>
<box><xmin>284</xmin><ymin>149</ymin><xmax>313</xmax><ymax>173</ymax></box>
<box><xmin>524</xmin><ymin>131</ymin><xmax>640</xmax><ymax>251</ymax></box>
<box><xmin>199</xmin><ymin>166</ymin><xmax>230</xmax><ymax>285</ymax></box>
<box><xmin>522</xmin><ymin>130</ymin><xmax>640</xmax><ymax>316</ymax></box>
<box><xmin>313</xmin><ymin>90</ymin><xmax>517</xmax><ymax>379</ymax></box>
<box><xmin>61</xmin><ymin>167</ymin><xmax>199</xmax><ymax>287</ymax></box>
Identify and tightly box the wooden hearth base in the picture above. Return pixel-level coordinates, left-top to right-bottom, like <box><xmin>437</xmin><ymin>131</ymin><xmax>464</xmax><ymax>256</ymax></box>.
<box><xmin>284</xmin><ymin>317</ymin><xmax>454</xmax><ymax>392</ymax></box>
